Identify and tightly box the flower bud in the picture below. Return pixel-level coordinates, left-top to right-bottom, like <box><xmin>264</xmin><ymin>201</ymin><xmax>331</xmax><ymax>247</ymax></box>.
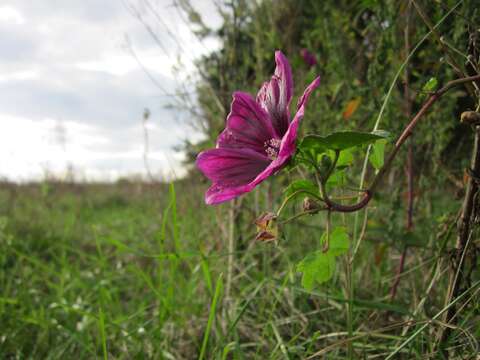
<box><xmin>319</xmin><ymin>154</ymin><xmax>332</xmax><ymax>175</ymax></box>
<box><xmin>302</xmin><ymin>197</ymin><xmax>321</xmax><ymax>214</ymax></box>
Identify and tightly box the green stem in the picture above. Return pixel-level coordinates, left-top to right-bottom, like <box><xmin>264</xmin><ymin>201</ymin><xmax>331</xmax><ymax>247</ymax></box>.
<box><xmin>280</xmin><ymin>208</ymin><xmax>328</xmax><ymax>224</ymax></box>
<box><xmin>346</xmin><ymin>242</ymin><xmax>354</xmax><ymax>359</ymax></box>
<box><xmin>323</xmin><ymin>210</ymin><xmax>331</xmax><ymax>252</ymax></box>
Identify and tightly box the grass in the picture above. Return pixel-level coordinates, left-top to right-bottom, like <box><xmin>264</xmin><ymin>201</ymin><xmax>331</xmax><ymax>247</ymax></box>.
<box><xmin>0</xmin><ymin>179</ymin><xmax>478</xmax><ymax>358</ymax></box>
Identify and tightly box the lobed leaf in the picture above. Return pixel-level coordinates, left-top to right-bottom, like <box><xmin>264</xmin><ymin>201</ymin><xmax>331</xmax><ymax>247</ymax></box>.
<box><xmin>325</xmin><ymin>227</ymin><xmax>349</xmax><ymax>256</ymax></box>
<box><xmin>297</xmin><ymin>227</ymin><xmax>350</xmax><ymax>289</ymax></box>
<box><xmin>297</xmin><ymin>251</ymin><xmax>336</xmax><ymax>290</ymax></box>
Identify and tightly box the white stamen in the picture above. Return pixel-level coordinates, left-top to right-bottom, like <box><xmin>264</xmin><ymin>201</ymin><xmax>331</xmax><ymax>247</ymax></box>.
<box><xmin>264</xmin><ymin>138</ymin><xmax>281</xmax><ymax>160</ymax></box>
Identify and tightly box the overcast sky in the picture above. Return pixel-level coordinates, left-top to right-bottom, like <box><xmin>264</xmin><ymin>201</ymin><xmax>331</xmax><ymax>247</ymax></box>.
<box><xmin>0</xmin><ymin>0</ymin><xmax>221</xmax><ymax>181</ymax></box>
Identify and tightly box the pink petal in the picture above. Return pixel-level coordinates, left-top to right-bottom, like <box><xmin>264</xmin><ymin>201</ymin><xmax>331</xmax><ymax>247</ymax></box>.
<box><xmin>217</xmin><ymin>91</ymin><xmax>279</xmax><ymax>153</ymax></box>
<box><xmin>278</xmin><ymin>76</ymin><xmax>321</xmax><ymax>160</ymax></box>
<box><xmin>203</xmin><ymin>150</ymin><xmax>288</xmax><ymax>205</ymax></box>
<box><xmin>205</xmin><ymin>159</ymin><xmax>280</xmax><ymax>205</ymax></box>
<box><xmin>196</xmin><ymin>147</ymin><xmax>270</xmax><ymax>186</ymax></box>
<box><xmin>256</xmin><ymin>50</ymin><xmax>294</xmax><ymax>136</ymax></box>
<box><xmin>274</xmin><ymin>51</ymin><xmax>293</xmax><ymax>103</ymax></box>
<box><xmin>205</xmin><ymin>183</ymin><xmax>250</xmax><ymax>205</ymax></box>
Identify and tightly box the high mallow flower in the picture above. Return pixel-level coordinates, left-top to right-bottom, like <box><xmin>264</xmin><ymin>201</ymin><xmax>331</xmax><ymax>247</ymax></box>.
<box><xmin>196</xmin><ymin>51</ymin><xmax>321</xmax><ymax>205</ymax></box>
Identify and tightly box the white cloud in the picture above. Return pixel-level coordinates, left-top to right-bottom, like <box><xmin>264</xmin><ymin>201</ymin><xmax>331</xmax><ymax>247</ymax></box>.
<box><xmin>75</xmin><ymin>51</ymin><xmax>175</xmax><ymax>78</ymax></box>
<box><xmin>0</xmin><ymin>69</ymin><xmax>38</xmax><ymax>83</ymax></box>
<box><xmin>0</xmin><ymin>0</ymin><xmax>221</xmax><ymax>181</ymax></box>
<box><xmin>0</xmin><ymin>114</ymin><xmax>189</xmax><ymax>181</ymax></box>
<box><xmin>0</xmin><ymin>5</ymin><xmax>25</xmax><ymax>25</ymax></box>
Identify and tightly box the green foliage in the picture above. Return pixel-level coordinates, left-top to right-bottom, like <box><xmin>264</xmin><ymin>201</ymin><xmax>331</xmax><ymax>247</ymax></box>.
<box><xmin>422</xmin><ymin>77</ymin><xmax>439</xmax><ymax>93</ymax></box>
<box><xmin>369</xmin><ymin>139</ymin><xmax>387</xmax><ymax>170</ymax></box>
<box><xmin>332</xmin><ymin>148</ymin><xmax>355</xmax><ymax>168</ymax></box>
<box><xmin>297</xmin><ymin>250</ymin><xmax>335</xmax><ymax>290</ymax></box>
<box><xmin>284</xmin><ymin>179</ymin><xmax>319</xmax><ymax>199</ymax></box>
<box><xmin>297</xmin><ymin>227</ymin><xmax>349</xmax><ymax>290</ymax></box>
<box><xmin>296</xmin><ymin>131</ymin><xmax>388</xmax><ymax>183</ymax></box>
<box><xmin>301</xmin><ymin>131</ymin><xmax>388</xmax><ymax>152</ymax></box>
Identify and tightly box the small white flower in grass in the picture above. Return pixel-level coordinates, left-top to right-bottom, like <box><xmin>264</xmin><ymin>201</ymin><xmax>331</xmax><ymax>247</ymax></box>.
<box><xmin>73</xmin><ymin>296</ymin><xmax>83</xmax><ymax>310</ymax></box>
<box><xmin>76</xmin><ymin>316</ymin><xmax>89</xmax><ymax>332</ymax></box>
<box><xmin>137</xmin><ymin>327</ymin><xmax>145</xmax><ymax>335</ymax></box>
<box><xmin>82</xmin><ymin>270</ymin><xmax>94</xmax><ymax>279</ymax></box>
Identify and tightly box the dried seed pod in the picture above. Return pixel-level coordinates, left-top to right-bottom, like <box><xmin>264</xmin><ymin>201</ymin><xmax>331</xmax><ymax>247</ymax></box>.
<box><xmin>254</xmin><ymin>212</ymin><xmax>278</xmax><ymax>242</ymax></box>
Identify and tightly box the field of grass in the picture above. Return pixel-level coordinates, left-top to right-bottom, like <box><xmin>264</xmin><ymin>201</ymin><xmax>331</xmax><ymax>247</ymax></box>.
<box><xmin>0</xmin><ymin>180</ymin><xmax>478</xmax><ymax>359</ymax></box>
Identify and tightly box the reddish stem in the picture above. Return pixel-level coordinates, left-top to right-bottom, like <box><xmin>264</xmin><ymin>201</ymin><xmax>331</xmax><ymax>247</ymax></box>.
<box><xmin>325</xmin><ymin>74</ymin><xmax>480</xmax><ymax>213</ymax></box>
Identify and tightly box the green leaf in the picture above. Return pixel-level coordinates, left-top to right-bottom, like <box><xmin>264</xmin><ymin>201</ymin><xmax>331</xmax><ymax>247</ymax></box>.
<box><xmin>328</xmin><ymin>148</ymin><xmax>354</xmax><ymax>167</ymax></box>
<box><xmin>372</xmin><ymin>129</ymin><xmax>391</xmax><ymax>139</ymax></box>
<box><xmin>369</xmin><ymin>139</ymin><xmax>387</xmax><ymax>170</ymax></box>
<box><xmin>299</xmin><ymin>136</ymin><xmax>328</xmax><ymax>155</ymax></box>
<box><xmin>297</xmin><ymin>251</ymin><xmax>336</xmax><ymax>290</ymax></box>
<box><xmin>324</xmin><ymin>149</ymin><xmax>353</xmax><ymax>189</ymax></box>
<box><xmin>325</xmin><ymin>227</ymin><xmax>350</xmax><ymax>256</ymax></box>
<box><xmin>422</xmin><ymin>77</ymin><xmax>438</xmax><ymax>92</ymax></box>
<box><xmin>297</xmin><ymin>227</ymin><xmax>350</xmax><ymax>290</ymax></box>
<box><xmin>303</xmin><ymin>131</ymin><xmax>388</xmax><ymax>152</ymax></box>
<box><xmin>284</xmin><ymin>179</ymin><xmax>319</xmax><ymax>199</ymax></box>
<box><xmin>326</xmin><ymin>170</ymin><xmax>345</xmax><ymax>188</ymax></box>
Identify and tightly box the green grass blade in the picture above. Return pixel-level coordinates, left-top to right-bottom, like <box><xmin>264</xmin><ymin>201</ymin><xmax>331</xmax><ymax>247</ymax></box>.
<box><xmin>199</xmin><ymin>273</ymin><xmax>223</xmax><ymax>360</ymax></box>
<box><xmin>98</xmin><ymin>305</ymin><xmax>108</xmax><ymax>360</ymax></box>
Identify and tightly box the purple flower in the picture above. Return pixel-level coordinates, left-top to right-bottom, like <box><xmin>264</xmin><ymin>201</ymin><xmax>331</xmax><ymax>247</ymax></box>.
<box><xmin>196</xmin><ymin>51</ymin><xmax>321</xmax><ymax>205</ymax></box>
<box><xmin>300</xmin><ymin>48</ymin><xmax>317</xmax><ymax>68</ymax></box>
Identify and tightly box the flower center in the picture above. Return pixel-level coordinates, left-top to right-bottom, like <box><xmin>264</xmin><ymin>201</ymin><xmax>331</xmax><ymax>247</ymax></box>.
<box><xmin>264</xmin><ymin>138</ymin><xmax>281</xmax><ymax>160</ymax></box>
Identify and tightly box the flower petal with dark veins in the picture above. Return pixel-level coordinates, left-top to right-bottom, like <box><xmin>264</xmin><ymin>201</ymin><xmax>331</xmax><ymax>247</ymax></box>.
<box><xmin>278</xmin><ymin>76</ymin><xmax>321</xmax><ymax>161</ymax></box>
<box><xmin>256</xmin><ymin>51</ymin><xmax>293</xmax><ymax>136</ymax></box>
<box><xmin>196</xmin><ymin>147</ymin><xmax>270</xmax><ymax>186</ymax></box>
<box><xmin>217</xmin><ymin>91</ymin><xmax>279</xmax><ymax>154</ymax></box>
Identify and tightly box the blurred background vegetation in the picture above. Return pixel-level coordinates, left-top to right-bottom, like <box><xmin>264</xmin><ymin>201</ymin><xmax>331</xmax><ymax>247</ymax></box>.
<box><xmin>1</xmin><ymin>0</ymin><xmax>479</xmax><ymax>358</ymax></box>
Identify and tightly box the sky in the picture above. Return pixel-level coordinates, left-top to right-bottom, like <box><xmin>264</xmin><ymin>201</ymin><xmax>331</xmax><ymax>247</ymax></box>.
<box><xmin>0</xmin><ymin>0</ymin><xmax>221</xmax><ymax>181</ymax></box>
